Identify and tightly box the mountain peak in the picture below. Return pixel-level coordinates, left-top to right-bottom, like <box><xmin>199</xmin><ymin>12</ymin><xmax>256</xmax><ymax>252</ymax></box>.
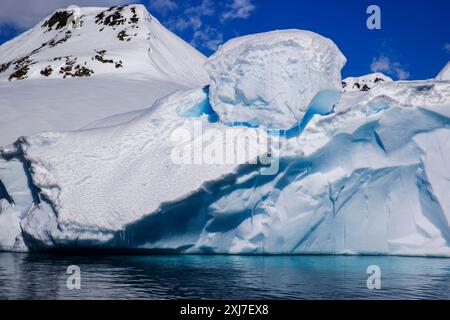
<box><xmin>0</xmin><ymin>5</ymin><xmax>209</xmax><ymax>86</ymax></box>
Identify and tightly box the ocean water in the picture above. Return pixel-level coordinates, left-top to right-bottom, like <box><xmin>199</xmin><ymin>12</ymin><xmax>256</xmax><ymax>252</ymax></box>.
<box><xmin>0</xmin><ymin>253</ymin><xmax>448</xmax><ymax>300</ymax></box>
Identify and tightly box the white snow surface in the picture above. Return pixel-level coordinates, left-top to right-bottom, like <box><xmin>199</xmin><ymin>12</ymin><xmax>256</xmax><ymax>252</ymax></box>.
<box><xmin>436</xmin><ymin>61</ymin><xmax>450</xmax><ymax>81</ymax></box>
<box><xmin>206</xmin><ymin>30</ymin><xmax>346</xmax><ymax>129</ymax></box>
<box><xmin>0</xmin><ymin>75</ymin><xmax>190</xmax><ymax>146</ymax></box>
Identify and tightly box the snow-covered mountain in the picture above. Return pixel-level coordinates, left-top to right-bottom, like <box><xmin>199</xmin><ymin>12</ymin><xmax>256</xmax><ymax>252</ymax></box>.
<box><xmin>1</xmin><ymin>29</ymin><xmax>449</xmax><ymax>257</ymax></box>
<box><xmin>0</xmin><ymin>4</ymin><xmax>209</xmax><ymax>146</ymax></box>
<box><xmin>0</xmin><ymin>5</ymin><xmax>208</xmax><ymax>85</ymax></box>
<box><xmin>342</xmin><ymin>73</ymin><xmax>392</xmax><ymax>92</ymax></box>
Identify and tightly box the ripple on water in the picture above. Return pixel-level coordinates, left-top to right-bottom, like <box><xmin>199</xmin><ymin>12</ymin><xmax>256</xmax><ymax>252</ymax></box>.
<box><xmin>0</xmin><ymin>253</ymin><xmax>449</xmax><ymax>299</ymax></box>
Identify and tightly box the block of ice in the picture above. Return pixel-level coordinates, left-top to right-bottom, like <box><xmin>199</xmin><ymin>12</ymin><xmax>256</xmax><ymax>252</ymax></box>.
<box><xmin>206</xmin><ymin>30</ymin><xmax>346</xmax><ymax>129</ymax></box>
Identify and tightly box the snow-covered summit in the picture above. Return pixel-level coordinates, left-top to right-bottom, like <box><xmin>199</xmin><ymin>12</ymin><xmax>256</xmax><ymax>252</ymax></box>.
<box><xmin>206</xmin><ymin>30</ymin><xmax>346</xmax><ymax>129</ymax></box>
<box><xmin>436</xmin><ymin>61</ymin><xmax>450</xmax><ymax>81</ymax></box>
<box><xmin>342</xmin><ymin>73</ymin><xmax>392</xmax><ymax>92</ymax></box>
<box><xmin>0</xmin><ymin>5</ymin><xmax>209</xmax><ymax>86</ymax></box>
<box><xmin>0</xmin><ymin>4</ymin><xmax>210</xmax><ymax>146</ymax></box>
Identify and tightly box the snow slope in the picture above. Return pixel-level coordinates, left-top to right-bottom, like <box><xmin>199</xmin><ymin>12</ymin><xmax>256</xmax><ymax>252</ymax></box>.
<box><xmin>0</xmin><ymin>75</ymin><xmax>190</xmax><ymax>146</ymax></box>
<box><xmin>1</xmin><ymin>30</ymin><xmax>449</xmax><ymax>257</ymax></box>
<box><xmin>0</xmin><ymin>4</ymin><xmax>209</xmax><ymax>146</ymax></box>
<box><xmin>0</xmin><ymin>5</ymin><xmax>208</xmax><ymax>85</ymax></box>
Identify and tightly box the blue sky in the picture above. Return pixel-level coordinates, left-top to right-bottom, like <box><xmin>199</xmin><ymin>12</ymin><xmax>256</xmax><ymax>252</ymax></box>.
<box><xmin>0</xmin><ymin>0</ymin><xmax>449</xmax><ymax>80</ymax></box>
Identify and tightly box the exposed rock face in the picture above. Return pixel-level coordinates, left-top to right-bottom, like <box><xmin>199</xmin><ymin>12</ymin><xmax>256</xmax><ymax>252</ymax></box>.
<box><xmin>342</xmin><ymin>73</ymin><xmax>393</xmax><ymax>92</ymax></box>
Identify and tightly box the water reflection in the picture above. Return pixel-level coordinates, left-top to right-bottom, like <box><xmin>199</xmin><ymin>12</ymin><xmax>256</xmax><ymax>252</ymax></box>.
<box><xmin>0</xmin><ymin>253</ymin><xmax>448</xmax><ymax>299</ymax></box>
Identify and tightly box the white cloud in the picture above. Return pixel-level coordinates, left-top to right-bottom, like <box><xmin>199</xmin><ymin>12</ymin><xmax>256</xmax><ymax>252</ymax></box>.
<box><xmin>185</xmin><ymin>0</ymin><xmax>215</xmax><ymax>17</ymax></box>
<box><xmin>444</xmin><ymin>43</ymin><xmax>450</xmax><ymax>54</ymax></box>
<box><xmin>191</xmin><ymin>26</ymin><xmax>223</xmax><ymax>51</ymax></box>
<box><xmin>0</xmin><ymin>0</ymin><xmax>132</xmax><ymax>30</ymax></box>
<box><xmin>370</xmin><ymin>55</ymin><xmax>410</xmax><ymax>80</ymax></box>
<box><xmin>221</xmin><ymin>0</ymin><xmax>255</xmax><ymax>21</ymax></box>
<box><xmin>148</xmin><ymin>0</ymin><xmax>178</xmax><ymax>15</ymax></box>
<box><xmin>164</xmin><ymin>0</ymin><xmax>223</xmax><ymax>51</ymax></box>
<box><xmin>166</xmin><ymin>0</ymin><xmax>214</xmax><ymax>32</ymax></box>
<box><xmin>166</xmin><ymin>15</ymin><xmax>199</xmax><ymax>32</ymax></box>
<box><xmin>158</xmin><ymin>0</ymin><xmax>257</xmax><ymax>52</ymax></box>
<box><xmin>166</xmin><ymin>17</ymin><xmax>190</xmax><ymax>32</ymax></box>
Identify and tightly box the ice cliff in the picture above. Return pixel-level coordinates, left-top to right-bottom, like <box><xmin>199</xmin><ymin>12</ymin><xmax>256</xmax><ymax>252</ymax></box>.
<box><xmin>0</xmin><ymin>30</ymin><xmax>449</xmax><ymax>257</ymax></box>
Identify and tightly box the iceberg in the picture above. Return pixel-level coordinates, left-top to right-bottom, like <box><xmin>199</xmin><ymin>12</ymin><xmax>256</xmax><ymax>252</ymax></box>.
<box><xmin>0</xmin><ymin>30</ymin><xmax>449</xmax><ymax>257</ymax></box>
<box><xmin>206</xmin><ymin>30</ymin><xmax>346</xmax><ymax>129</ymax></box>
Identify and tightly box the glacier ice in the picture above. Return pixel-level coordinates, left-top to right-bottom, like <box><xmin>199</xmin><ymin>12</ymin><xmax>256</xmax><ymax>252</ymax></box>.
<box><xmin>206</xmin><ymin>30</ymin><xmax>346</xmax><ymax>130</ymax></box>
<box><xmin>0</xmin><ymin>29</ymin><xmax>450</xmax><ymax>257</ymax></box>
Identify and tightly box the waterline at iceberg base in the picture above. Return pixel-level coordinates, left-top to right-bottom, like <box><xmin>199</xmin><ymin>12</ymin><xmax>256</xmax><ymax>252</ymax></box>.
<box><xmin>1</xmin><ymin>28</ymin><xmax>449</xmax><ymax>257</ymax></box>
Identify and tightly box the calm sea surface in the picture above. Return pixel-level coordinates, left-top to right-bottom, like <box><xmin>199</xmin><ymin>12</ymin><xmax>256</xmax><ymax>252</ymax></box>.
<box><xmin>0</xmin><ymin>253</ymin><xmax>448</xmax><ymax>299</ymax></box>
